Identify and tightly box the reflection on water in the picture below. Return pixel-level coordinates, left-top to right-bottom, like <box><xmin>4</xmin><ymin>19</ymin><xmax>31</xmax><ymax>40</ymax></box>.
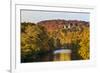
<box><xmin>21</xmin><ymin>49</ymin><xmax>72</xmax><ymax>63</ymax></box>
<box><xmin>54</xmin><ymin>49</ymin><xmax>71</xmax><ymax>61</ymax></box>
<box><xmin>40</xmin><ymin>49</ymin><xmax>72</xmax><ymax>61</ymax></box>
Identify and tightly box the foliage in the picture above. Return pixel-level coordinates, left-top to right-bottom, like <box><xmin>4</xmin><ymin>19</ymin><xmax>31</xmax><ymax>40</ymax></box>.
<box><xmin>78</xmin><ymin>27</ymin><xmax>90</xmax><ymax>59</ymax></box>
<box><xmin>21</xmin><ymin>23</ymin><xmax>55</xmax><ymax>62</ymax></box>
<box><xmin>21</xmin><ymin>21</ymin><xmax>90</xmax><ymax>62</ymax></box>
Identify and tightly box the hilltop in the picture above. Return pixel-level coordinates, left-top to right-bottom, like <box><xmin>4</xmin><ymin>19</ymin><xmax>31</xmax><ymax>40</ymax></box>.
<box><xmin>37</xmin><ymin>19</ymin><xmax>89</xmax><ymax>32</ymax></box>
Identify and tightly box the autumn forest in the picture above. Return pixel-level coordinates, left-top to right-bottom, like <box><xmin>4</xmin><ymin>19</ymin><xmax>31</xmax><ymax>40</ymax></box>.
<box><xmin>21</xmin><ymin>19</ymin><xmax>89</xmax><ymax>63</ymax></box>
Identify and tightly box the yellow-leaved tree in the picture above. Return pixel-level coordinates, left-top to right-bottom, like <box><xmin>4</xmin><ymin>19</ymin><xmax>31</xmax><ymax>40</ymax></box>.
<box><xmin>21</xmin><ymin>23</ymin><xmax>55</xmax><ymax>62</ymax></box>
<box><xmin>78</xmin><ymin>27</ymin><xmax>90</xmax><ymax>59</ymax></box>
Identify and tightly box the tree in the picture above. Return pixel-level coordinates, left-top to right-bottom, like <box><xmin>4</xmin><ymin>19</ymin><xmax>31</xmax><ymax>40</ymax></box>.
<box><xmin>78</xmin><ymin>27</ymin><xmax>90</xmax><ymax>59</ymax></box>
<box><xmin>21</xmin><ymin>23</ymin><xmax>54</xmax><ymax>62</ymax></box>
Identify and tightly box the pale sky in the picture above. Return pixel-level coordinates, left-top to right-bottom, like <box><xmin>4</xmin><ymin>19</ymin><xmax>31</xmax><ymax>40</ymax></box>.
<box><xmin>21</xmin><ymin>10</ymin><xmax>90</xmax><ymax>23</ymax></box>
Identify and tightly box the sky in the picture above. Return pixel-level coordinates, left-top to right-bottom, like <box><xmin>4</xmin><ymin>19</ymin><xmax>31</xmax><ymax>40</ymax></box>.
<box><xmin>21</xmin><ymin>10</ymin><xmax>90</xmax><ymax>23</ymax></box>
